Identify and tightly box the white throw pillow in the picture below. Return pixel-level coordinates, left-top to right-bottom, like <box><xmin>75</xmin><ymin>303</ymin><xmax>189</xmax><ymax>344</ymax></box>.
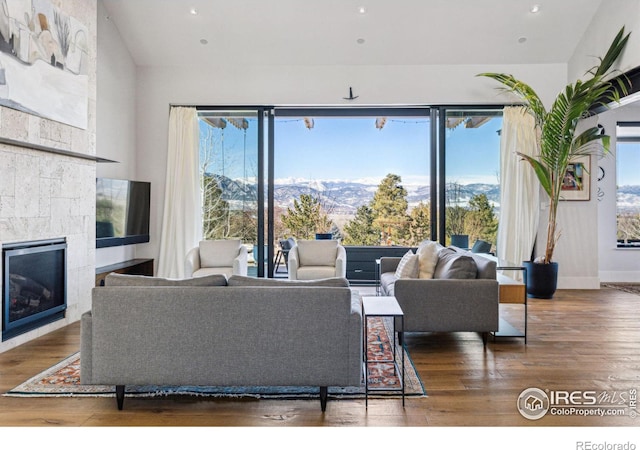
<box><xmin>416</xmin><ymin>240</ymin><xmax>442</xmax><ymax>279</ymax></box>
<box><xmin>395</xmin><ymin>250</ymin><xmax>419</xmax><ymax>279</ymax></box>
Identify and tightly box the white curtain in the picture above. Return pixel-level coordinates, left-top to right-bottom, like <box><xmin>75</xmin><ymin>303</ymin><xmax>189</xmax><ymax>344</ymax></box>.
<box><xmin>497</xmin><ymin>106</ymin><xmax>539</xmax><ymax>278</ymax></box>
<box><xmin>157</xmin><ymin>106</ymin><xmax>202</xmax><ymax>278</ymax></box>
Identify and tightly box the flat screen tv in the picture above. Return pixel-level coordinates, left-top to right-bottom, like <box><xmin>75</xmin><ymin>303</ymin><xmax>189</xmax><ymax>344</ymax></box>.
<box><xmin>96</xmin><ymin>178</ymin><xmax>150</xmax><ymax>248</ymax></box>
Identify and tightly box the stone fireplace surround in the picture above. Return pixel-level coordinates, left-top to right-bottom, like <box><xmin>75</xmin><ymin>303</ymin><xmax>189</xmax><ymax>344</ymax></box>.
<box><xmin>0</xmin><ymin>1</ymin><xmax>97</xmax><ymax>353</ymax></box>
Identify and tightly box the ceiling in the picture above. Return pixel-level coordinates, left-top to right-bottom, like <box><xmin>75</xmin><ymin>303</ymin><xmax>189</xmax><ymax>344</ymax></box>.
<box><xmin>101</xmin><ymin>0</ymin><xmax>604</xmax><ymax>67</ymax></box>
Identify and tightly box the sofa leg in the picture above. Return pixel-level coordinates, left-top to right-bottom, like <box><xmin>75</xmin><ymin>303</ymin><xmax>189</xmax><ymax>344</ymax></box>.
<box><xmin>116</xmin><ymin>385</ymin><xmax>125</xmax><ymax>410</ymax></box>
<box><xmin>482</xmin><ymin>332</ymin><xmax>488</xmax><ymax>347</ymax></box>
<box><xmin>319</xmin><ymin>386</ymin><xmax>328</xmax><ymax>412</ymax></box>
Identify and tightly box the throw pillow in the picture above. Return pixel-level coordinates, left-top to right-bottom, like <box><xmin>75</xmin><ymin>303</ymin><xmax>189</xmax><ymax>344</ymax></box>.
<box><xmin>104</xmin><ymin>273</ymin><xmax>228</xmax><ymax>287</ymax></box>
<box><xmin>296</xmin><ymin>240</ymin><xmax>338</xmax><ymax>266</ymax></box>
<box><xmin>433</xmin><ymin>247</ymin><xmax>478</xmax><ymax>279</ymax></box>
<box><xmin>394</xmin><ymin>250</ymin><xmax>419</xmax><ymax>279</ymax></box>
<box><xmin>199</xmin><ymin>239</ymin><xmax>242</xmax><ymax>268</ymax></box>
<box><xmin>416</xmin><ymin>240</ymin><xmax>442</xmax><ymax>279</ymax></box>
<box><xmin>227</xmin><ymin>275</ymin><xmax>349</xmax><ymax>287</ymax></box>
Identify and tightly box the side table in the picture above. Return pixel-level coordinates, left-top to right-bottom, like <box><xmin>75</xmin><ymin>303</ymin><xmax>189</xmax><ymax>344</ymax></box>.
<box><xmin>361</xmin><ymin>296</ymin><xmax>404</xmax><ymax>408</ymax></box>
<box><xmin>492</xmin><ymin>265</ymin><xmax>528</xmax><ymax>343</ymax></box>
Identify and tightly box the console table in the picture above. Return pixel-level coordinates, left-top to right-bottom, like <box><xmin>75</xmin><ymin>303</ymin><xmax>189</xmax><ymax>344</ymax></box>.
<box><xmin>361</xmin><ymin>296</ymin><xmax>404</xmax><ymax>408</ymax></box>
<box><xmin>95</xmin><ymin>258</ymin><xmax>154</xmax><ymax>286</ymax></box>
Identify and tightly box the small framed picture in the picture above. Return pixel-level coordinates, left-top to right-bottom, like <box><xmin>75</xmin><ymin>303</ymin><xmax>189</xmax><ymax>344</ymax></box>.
<box><xmin>561</xmin><ymin>155</ymin><xmax>590</xmax><ymax>201</ymax></box>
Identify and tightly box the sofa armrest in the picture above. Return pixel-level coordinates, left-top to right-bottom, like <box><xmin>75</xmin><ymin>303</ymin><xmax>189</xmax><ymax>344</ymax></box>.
<box><xmin>335</xmin><ymin>245</ymin><xmax>347</xmax><ymax>277</ymax></box>
<box><xmin>380</xmin><ymin>257</ymin><xmax>401</xmax><ymax>274</ymax></box>
<box><xmin>184</xmin><ymin>247</ymin><xmax>201</xmax><ymax>278</ymax></box>
<box><xmin>288</xmin><ymin>246</ymin><xmax>300</xmax><ymax>280</ymax></box>
<box><xmin>233</xmin><ymin>247</ymin><xmax>249</xmax><ymax>276</ymax></box>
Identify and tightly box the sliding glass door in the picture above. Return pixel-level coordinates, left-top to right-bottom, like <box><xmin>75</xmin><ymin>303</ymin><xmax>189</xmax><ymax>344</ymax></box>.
<box><xmin>195</xmin><ymin>106</ymin><xmax>502</xmax><ymax>279</ymax></box>
<box><xmin>440</xmin><ymin>108</ymin><xmax>503</xmax><ymax>251</ymax></box>
<box><xmin>197</xmin><ymin>109</ymin><xmax>265</xmax><ymax>275</ymax></box>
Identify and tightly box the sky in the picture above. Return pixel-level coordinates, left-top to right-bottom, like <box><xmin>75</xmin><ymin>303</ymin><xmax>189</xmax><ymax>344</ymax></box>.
<box><xmin>199</xmin><ymin>115</ymin><xmax>504</xmax><ymax>187</ymax></box>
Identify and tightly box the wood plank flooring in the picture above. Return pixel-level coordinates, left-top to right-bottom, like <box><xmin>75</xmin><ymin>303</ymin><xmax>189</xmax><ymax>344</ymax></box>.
<box><xmin>1</xmin><ymin>286</ymin><xmax>639</xmax><ymax>436</ymax></box>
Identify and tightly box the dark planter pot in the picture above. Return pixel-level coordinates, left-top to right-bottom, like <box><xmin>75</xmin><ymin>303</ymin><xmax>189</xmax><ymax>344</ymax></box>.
<box><xmin>523</xmin><ymin>261</ymin><xmax>558</xmax><ymax>299</ymax></box>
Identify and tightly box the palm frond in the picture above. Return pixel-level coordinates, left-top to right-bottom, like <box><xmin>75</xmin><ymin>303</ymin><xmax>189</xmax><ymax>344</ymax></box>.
<box><xmin>478</xmin><ymin>26</ymin><xmax>631</xmax><ymax>264</ymax></box>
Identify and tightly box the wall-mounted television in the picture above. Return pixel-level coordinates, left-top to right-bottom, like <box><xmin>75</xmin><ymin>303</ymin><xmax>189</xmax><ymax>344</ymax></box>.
<box><xmin>96</xmin><ymin>178</ymin><xmax>150</xmax><ymax>248</ymax></box>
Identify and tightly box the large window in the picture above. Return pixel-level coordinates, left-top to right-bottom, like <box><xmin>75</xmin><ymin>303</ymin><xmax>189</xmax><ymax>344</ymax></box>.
<box><xmin>616</xmin><ymin>123</ymin><xmax>640</xmax><ymax>247</ymax></box>
<box><xmin>442</xmin><ymin>108</ymin><xmax>503</xmax><ymax>251</ymax></box>
<box><xmin>198</xmin><ymin>110</ymin><xmax>262</xmax><ymax>269</ymax></box>
<box><xmin>195</xmin><ymin>106</ymin><xmax>504</xmax><ymax>279</ymax></box>
<box><xmin>273</xmin><ymin>109</ymin><xmax>431</xmax><ymax>247</ymax></box>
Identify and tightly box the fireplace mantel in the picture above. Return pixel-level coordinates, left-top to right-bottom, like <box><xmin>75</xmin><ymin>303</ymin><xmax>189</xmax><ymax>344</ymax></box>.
<box><xmin>0</xmin><ymin>136</ymin><xmax>116</xmax><ymax>163</ymax></box>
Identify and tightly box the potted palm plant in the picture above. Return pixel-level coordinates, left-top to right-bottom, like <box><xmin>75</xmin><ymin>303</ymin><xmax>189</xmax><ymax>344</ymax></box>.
<box><xmin>478</xmin><ymin>26</ymin><xmax>630</xmax><ymax>298</ymax></box>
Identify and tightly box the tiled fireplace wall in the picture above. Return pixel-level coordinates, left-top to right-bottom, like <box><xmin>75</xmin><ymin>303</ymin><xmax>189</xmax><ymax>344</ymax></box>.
<box><xmin>0</xmin><ymin>0</ymin><xmax>97</xmax><ymax>353</ymax></box>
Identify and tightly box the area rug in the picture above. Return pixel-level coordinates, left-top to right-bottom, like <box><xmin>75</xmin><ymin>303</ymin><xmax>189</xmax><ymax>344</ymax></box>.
<box><xmin>4</xmin><ymin>317</ymin><xmax>425</xmax><ymax>401</ymax></box>
<box><xmin>601</xmin><ymin>283</ymin><xmax>640</xmax><ymax>296</ymax></box>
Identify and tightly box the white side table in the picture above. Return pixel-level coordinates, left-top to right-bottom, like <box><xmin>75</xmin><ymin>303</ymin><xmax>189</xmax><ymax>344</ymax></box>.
<box><xmin>361</xmin><ymin>296</ymin><xmax>404</xmax><ymax>408</ymax></box>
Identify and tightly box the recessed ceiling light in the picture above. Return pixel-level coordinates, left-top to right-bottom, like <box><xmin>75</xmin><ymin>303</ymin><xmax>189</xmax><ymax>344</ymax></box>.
<box><xmin>518</xmin><ymin>36</ymin><xmax>527</xmax><ymax>44</ymax></box>
<box><xmin>200</xmin><ymin>39</ymin><xmax>208</xmax><ymax>45</ymax></box>
<box><xmin>190</xmin><ymin>8</ymin><xmax>198</xmax><ymax>15</ymax></box>
<box><xmin>358</xmin><ymin>6</ymin><xmax>366</xmax><ymax>14</ymax></box>
<box><xmin>357</xmin><ymin>38</ymin><xmax>365</xmax><ymax>44</ymax></box>
<box><xmin>530</xmin><ymin>4</ymin><xmax>540</xmax><ymax>13</ymax></box>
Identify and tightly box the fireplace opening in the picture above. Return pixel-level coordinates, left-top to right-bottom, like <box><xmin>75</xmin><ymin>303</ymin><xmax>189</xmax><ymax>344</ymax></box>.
<box><xmin>2</xmin><ymin>238</ymin><xmax>67</xmax><ymax>341</ymax></box>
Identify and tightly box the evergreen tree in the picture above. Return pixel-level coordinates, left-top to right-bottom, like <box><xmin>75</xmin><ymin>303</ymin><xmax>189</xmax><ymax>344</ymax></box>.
<box><xmin>343</xmin><ymin>205</ymin><xmax>379</xmax><ymax>245</ymax></box>
<box><xmin>281</xmin><ymin>194</ymin><xmax>333</xmax><ymax>240</ymax></box>
<box><xmin>409</xmin><ymin>201</ymin><xmax>431</xmax><ymax>243</ymax></box>
<box><xmin>464</xmin><ymin>193</ymin><xmax>498</xmax><ymax>245</ymax></box>
<box><xmin>371</xmin><ymin>174</ymin><xmax>410</xmax><ymax>244</ymax></box>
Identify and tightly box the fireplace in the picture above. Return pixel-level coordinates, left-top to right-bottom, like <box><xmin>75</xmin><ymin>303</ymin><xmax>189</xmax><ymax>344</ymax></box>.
<box><xmin>2</xmin><ymin>239</ymin><xmax>67</xmax><ymax>341</ymax></box>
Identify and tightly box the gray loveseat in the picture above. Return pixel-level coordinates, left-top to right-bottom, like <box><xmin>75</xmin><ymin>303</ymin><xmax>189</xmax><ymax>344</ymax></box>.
<box><xmin>380</xmin><ymin>245</ymin><xmax>499</xmax><ymax>344</ymax></box>
<box><xmin>80</xmin><ymin>274</ymin><xmax>362</xmax><ymax>411</ymax></box>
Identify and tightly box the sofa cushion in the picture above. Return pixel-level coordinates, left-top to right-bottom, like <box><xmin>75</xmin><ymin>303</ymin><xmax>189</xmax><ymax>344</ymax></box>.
<box><xmin>296</xmin><ymin>240</ymin><xmax>338</xmax><ymax>266</ymax></box>
<box><xmin>416</xmin><ymin>240</ymin><xmax>442</xmax><ymax>279</ymax></box>
<box><xmin>199</xmin><ymin>239</ymin><xmax>241</xmax><ymax>267</ymax></box>
<box><xmin>228</xmin><ymin>275</ymin><xmax>349</xmax><ymax>287</ymax></box>
<box><xmin>433</xmin><ymin>247</ymin><xmax>477</xmax><ymax>279</ymax></box>
<box><xmin>104</xmin><ymin>273</ymin><xmax>228</xmax><ymax>287</ymax></box>
<box><xmin>395</xmin><ymin>250</ymin><xmax>419</xmax><ymax>279</ymax></box>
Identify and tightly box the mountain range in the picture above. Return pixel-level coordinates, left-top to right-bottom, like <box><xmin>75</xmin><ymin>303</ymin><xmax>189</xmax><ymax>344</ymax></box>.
<box><xmin>211</xmin><ymin>174</ymin><xmax>640</xmax><ymax>215</ymax></box>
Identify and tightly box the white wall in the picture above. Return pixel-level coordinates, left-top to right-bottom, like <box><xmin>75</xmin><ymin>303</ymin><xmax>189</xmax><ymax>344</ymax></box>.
<box><xmin>95</xmin><ymin>0</ymin><xmax>143</xmax><ymax>268</ymax></box>
<box><xmin>563</xmin><ymin>0</ymin><xmax>640</xmax><ymax>285</ymax></box>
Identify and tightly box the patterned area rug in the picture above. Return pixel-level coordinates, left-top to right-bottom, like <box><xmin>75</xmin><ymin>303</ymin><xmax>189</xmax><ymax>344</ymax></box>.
<box><xmin>4</xmin><ymin>317</ymin><xmax>425</xmax><ymax>400</ymax></box>
<box><xmin>601</xmin><ymin>283</ymin><xmax>640</xmax><ymax>296</ymax></box>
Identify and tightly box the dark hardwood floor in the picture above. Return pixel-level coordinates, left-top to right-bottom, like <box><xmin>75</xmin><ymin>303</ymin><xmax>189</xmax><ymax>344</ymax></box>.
<box><xmin>1</xmin><ymin>286</ymin><xmax>638</xmax><ymax>445</ymax></box>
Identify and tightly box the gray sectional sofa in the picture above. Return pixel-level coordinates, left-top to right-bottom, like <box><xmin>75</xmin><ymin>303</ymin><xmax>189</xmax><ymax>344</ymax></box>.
<box><xmin>380</xmin><ymin>245</ymin><xmax>499</xmax><ymax>344</ymax></box>
<box><xmin>80</xmin><ymin>274</ymin><xmax>362</xmax><ymax>411</ymax></box>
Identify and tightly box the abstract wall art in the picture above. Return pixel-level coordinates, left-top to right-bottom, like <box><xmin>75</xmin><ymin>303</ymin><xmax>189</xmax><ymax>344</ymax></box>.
<box><xmin>0</xmin><ymin>0</ymin><xmax>89</xmax><ymax>129</ymax></box>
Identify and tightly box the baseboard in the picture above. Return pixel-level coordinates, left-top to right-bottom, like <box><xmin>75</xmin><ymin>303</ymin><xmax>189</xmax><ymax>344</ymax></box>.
<box><xmin>557</xmin><ymin>277</ymin><xmax>601</xmax><ymax>290</ymax></box>
<box><xmin>599</xmin><ymin>271</ymin><xmax>640</xmax><ymax>283</ymax></box>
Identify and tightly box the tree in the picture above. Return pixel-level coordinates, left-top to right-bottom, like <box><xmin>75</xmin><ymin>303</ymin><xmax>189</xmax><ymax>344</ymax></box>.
<box><xmin>343</xmin><ymin>205</ymin><xmax>379</xmax><ymax>245</ymax></box>
<box><xmin>408</xmin><ymin>201</ymin><xmax>431</xmax><ymax>243</ymax></box>
<box><xmin>202</xmin><ymin>174</ymin><xmax>230</xmax><ymax>239</ymax></box>
<box><xmin>464</xmin><ymin>194</ymin><xmax>498</xmax><ymax>245</ymax></box>
<box><xmin>281</xmin><ymin>194</ymin><xmax>333</xmax><ymax>240</ymax></box>
<box><xmin>371</xmin><ymin>174</ymin><xmax>410</xmax><ymax>245</ymax></box>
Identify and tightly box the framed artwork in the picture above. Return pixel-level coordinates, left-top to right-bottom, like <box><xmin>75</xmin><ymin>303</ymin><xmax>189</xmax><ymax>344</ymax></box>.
<box><xmin>561</xmin><ymin>155</ymin><xmax>590</xmax><ymax>201</ymax></box>
<box><xmin>0</xmin><ymin>0</ymin><xmax>89</xmax><ymax>129</ymax></box>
